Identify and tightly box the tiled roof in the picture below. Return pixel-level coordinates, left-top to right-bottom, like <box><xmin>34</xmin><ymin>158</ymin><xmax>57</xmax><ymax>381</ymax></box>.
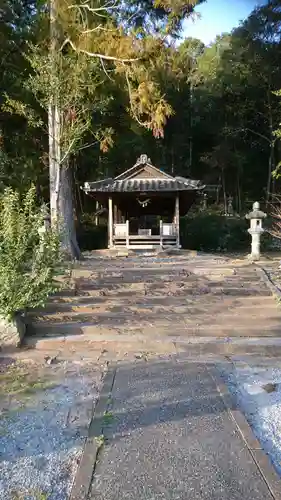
<box><xmin>83</xmin><ymin>177</ymin><xmax>203</xmax><ymax>193</ymax></box>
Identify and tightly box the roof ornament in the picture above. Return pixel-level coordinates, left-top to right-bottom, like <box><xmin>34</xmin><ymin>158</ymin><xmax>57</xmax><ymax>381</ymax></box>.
<box><xmin>136</xmin><ymin>154</ymin><xmax>151</xmax><ymax>165</ymax></box>
<box><xmin>137</xmin><ymin>197</ymin><xmax>151</xmax><ymax>208</ymax></box>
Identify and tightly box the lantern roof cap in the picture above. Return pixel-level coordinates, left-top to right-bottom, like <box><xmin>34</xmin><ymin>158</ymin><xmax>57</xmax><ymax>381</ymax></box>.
<box><xmin>245</xmin><ymin>201</ymin><xmax>267</xmax><ymax>220</ymax></box>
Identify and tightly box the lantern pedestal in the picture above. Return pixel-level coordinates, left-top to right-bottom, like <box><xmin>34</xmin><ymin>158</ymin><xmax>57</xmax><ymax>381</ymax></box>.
<box><xmin>247</xmin><ymin>228</ymin><xmax>263</xmax><ymax>261</ymax></box>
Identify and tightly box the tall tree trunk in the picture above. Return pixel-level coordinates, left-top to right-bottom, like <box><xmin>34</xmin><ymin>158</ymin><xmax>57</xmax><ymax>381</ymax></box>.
<box><xmin>266</xmin><ymin>142</ymin><xmax>274</xmax><ymax>207</ymax></box>
<box><xmin>216</xmin><ymin>176</ymin><xmax>221</xmax><ymax>205</ymax></box>
<box><xmin>74</xmin><ymin>159</ymin><xmax>83</xmax><ymax>218</ymax></box>
<box><xmin>189</xmin><ymin>80</ymin><xmax>193</xmax><ymax>175</ymax></box>
<box><xmin>266</xmin><ymin>86</ymin><xmax>275</xmax><ymax>206</ymax></box>
<box><xmin>49</xmin><ymin>0</ymin><xmax>57</xmax><ymax>222</ymax></box>
<box><xmin>236</xmin><ymin>151</ymin><xmax>242</xmax><ymax>214</ymax></box>
<box><xmin>50</xmin><ymin>103</ymin><xmax>60</xmax><ymax>222</ymax></box>
<box><xmin>49</xmin><ymin>109</ymin><xmax>82</xmax><ymax>260</ymax></box>
<box><xmin>237</xmin><ymin>170</ymin><xmax>241</xmax><ymax>214</ymax></box>
<box><xmin>49</xmin><ymin>0</ymin><xmax>82</xmax><ymax>260</ymax></box>
<box><xmin>171</xmin><ymin>146</ymin><xmax>174</xmax><ymax>175</ymax></box>
<box><xmin>221</xmin><ymin>168</ymin><xmax>227</xmax><ymax>214</ymax></box>
<box><xmin>58</xmin><ymin>163</ymin><xmax>82</xmax><ymax>259</ymax></box>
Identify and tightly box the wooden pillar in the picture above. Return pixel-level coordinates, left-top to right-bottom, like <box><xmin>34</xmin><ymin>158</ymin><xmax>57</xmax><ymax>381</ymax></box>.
<box><xmin>114</xmin><ymin>204</ymin><xmax>118</xmax><ymax>224</ymax></box>
<box><xmin>108</xmin><ymin>196</ymin><xmax>113</xmax><ymax>248</ymax></box>
<box><xmin>174</xmin><ymin>194</ymin><xmax>180</xmax><ymax>248</ymax></box>
<box><xmin>95</xmin><ymin>200</ymin><xmax>99</xmax><ymax>226</ymax></box>
<box><xmin>126</xmin><ymin>219</ymin><xmax>129</xmax><ymax>249</ymax></box>
<box><xmin>159</xmin><ymin>219</ymin><xmax>163</xmax><ymax>249</ymax></box>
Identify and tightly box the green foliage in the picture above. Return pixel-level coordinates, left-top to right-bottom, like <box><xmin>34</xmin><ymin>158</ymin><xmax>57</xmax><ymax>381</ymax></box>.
<box><xmin>1</xmin><ymin>0</ymin><xmax>281</xmax><ymax>219</ymax></box>
<box><xmin>5</xmin><ymin>0</ymin><xmax>203</xmax><ymax>167</ymax></box>
<box><xmin>103</xmin><ymin>411</ymin><xmax>114</xmax><ymax>425</ymax></box>
<box><xmin>0</xmin><ymin>0</ymin><xmax>46</xmax><ymax>190</ymax></box>
<box><xmin>0</xmin><ymin>185</ymin><xmax>62</xmax><ymax>319</ymax></box>
<box><xmin>180</xmin><ymin>212</ymin><xmax>277</xmax><ymax>253</ymax></box>
<box><xmin>180</xmin><ymin>214</ymin><xmax>249</xmax><ymax>252</ymax></box>
<box><xmin>77</xmin><ymin>210</ymin><xmax>277</xmax><ymax>254</ymax></box>
<box><xmin>94</xmin><ymin>434</ymin><xmax>105</xmax><ymax>447</ymax></box>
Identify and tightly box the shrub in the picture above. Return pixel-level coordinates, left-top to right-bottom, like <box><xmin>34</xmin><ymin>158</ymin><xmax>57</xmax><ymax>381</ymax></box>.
<box><xmin>0</xmin><ymin>186</ymin><xmax>61</xmax><ymax>320</ymax></box>
<box><xmin>180</xmin><ymin>214</ymin><xmax>249</xmax><ymax>252</ymax></box>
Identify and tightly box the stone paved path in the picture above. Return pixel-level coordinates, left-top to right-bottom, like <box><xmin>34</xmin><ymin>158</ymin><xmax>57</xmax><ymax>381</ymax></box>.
<box><xmin>22</xmin><ymin>252</ymin><xmax>281</xmax><ymax>498</ymax></box>
<box><xmin>26</xmin><ymin>252</ymin><xmax>281</xmax><ymax>347</ymax></box>
<box><xmin>88</xmin><ymin>358</ymin><xmax>277</xmax><ymax>500</ymax></box>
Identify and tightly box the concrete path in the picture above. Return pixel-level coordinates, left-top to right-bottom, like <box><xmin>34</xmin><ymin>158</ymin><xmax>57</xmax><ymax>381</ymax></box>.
<box><xmin>86</xmin><ymin>359</ymin><xmax>279</xmax><ymax>500</ymax></box>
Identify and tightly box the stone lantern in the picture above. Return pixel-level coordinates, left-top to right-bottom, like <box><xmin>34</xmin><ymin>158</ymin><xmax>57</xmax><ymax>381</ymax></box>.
<box><xmin>245</xmin><ymin>201</ymin><xmax>266</xmax><ymax>260</ymax></box>
<box><xmin>202</xmin><ymin>193</ymin><xmax>208</xmax><ymax>211</ymax></box>
<box><xmin>38</xmin><ymin>205</ymin><xmax>51</xmax><ymax>242</ymax></box>
<box><xmin>227</xmin><ymin>196</ymin><xmax>234</xmax><ymax>216</ymax></box>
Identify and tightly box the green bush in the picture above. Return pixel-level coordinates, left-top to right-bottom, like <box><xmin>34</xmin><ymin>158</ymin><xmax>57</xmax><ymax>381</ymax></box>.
<box><xmin>0</xmin><ymin>186</ymin><xmax>61</xmax><ymax>320</ymax></box>
<box><xmin>180</xmin><ymin>214</ymin><xmax>249</xmax><ymax>252</ymax></box>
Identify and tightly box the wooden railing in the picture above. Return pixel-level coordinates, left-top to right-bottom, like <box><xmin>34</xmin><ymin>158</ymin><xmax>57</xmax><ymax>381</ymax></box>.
<box><xmin>114</xmin><ymin>223</ymin><xmax>127</xmax><ymax>237</ymax></box>
<box><xmin>114</xmin><ymin>221</ymin><xmax>129</xmax><ymax>247</ymax></box>
<box><xmin>113</xmin><ymin>220</ymin><xmax>177</xmax><ymax>249</ymax></box>
<box><xmin>138</xmin><ymin>228</ymin><xmax>152</xmax><ymax>236</ymax></box>
<box><xmin>160</xmin><ymin>222</ymin><xmax>176</xmax><ymax>237</ymax></box>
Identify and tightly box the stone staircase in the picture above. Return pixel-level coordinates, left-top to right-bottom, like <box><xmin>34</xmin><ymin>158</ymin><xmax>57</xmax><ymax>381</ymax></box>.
<box><xmin>23</xmin><ymin>253</ymin><xmax>281</xmax><ymax>351</ymax></box>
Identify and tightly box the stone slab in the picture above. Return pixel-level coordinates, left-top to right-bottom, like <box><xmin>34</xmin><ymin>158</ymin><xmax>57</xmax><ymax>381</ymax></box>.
<box><xmin>0</xmin><ymin>313</ymin><xmax>26</xmax><ymax>351</ymax></box>
<box><xmin>252</xmin><ymin>449</ymin><xmax>281</xmax><ymax>500</ymax></box>
<box><xmin>257</xmin><ymin>266</ymin><xmax>281</xmax><ymax>299</ymax></box>
<box><xmin>208</xmin><ymin>366</ymin><xmax>263</xmax><ymax>450</ymax></box>
<box><xmin>89</xmin><ymin>360</ymin><xmax>278</xmax><ymax>500</ymax></box>
<box><xmin>70</xmin><ymin>367</ymin><xmax>116</xmax><ymax>500</ymax></box>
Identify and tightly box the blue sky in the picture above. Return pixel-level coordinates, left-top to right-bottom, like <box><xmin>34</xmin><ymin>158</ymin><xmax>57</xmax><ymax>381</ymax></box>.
<box><xmin>182</xmin><ymin>0</ymin><xmax>265</xmax><ymax>45</ymax></box>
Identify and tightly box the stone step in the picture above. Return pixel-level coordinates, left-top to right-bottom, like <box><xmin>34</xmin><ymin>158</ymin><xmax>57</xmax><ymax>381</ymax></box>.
<box><xmin>23</xmin><ymin>331</ymin><xmax>281</xmax><ymax>351</ymax></box>
<box><xmin>25</xmin><ymin>304</ymin><xmax>281</xmax><ymax>322</ymax></box>
<box><xmin>47</xmin><ymin>287</ymin><xmax>274</xmax><ymax>305</ymax></box>
<box><xmin>70</xmin><ymin>273</ymin><xmax>259</xmax><ymax>285</ymax></box>
<box><xmin>71</xmin><ymin>279</ymin><xmax>210</xmax><ymax>289</ymax></box>
<box><xmin>46</xmin><ymin>292</ymin><xmax>270</xmax><ymax>307</ymax></box>
<box><xmin>54</xmin><ymin>284</ymin><xmax>270</xmax><ymax>298</ymax></box>
<box><xmin>72</xmin><ymin>263</ymin><xmax>234</xmax><ymax>274</ymax></box>
<box><xmin>26</xmin><ymin>298</ymin><xmax>277</xmax><ymax>319</ymax></box>
<box><xmin>26</xmin><ymin>321</ymin><xmax>281</xmax><ymax>338</ymax></box>
<box><xmin>25</xmin><ymin>301</ymin><xmax>280</xmax><ymax>316</ymax></box>
<box><xmin>53</xmin><ymin>269</ymin><xmax>265</xmax><ymax>291</ymax></box>
<box><xmin>71</xmin><ymin>267</ymin><xmax>256</xmax><ymax>278</ymax></box>
<box><xmin>23</xmin><ymin>258</ymin><xmax>278</xmax><ymax>348</ymax></box>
